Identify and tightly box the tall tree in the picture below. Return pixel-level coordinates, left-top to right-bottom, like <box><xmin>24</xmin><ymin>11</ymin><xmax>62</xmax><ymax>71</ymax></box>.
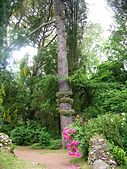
<box><xmin>53</xmin><ymin>0</ymin><xmax>74</xmax><ymax>147</ymax></box>
<box><xmin>65</xmin><ymin>0</ymin><xmax>87</xmax><ymax>75</ymax></box>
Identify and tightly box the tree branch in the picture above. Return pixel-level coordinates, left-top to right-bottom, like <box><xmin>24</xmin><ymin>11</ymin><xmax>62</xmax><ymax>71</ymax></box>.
<box><xmin>29</xmin><ymin>20</ymin><xmax>55</xmax><ymax>37</ymax></box>
<box><xmin>44</xmin><ymin>35</ymin><xmax>57</xmax><ymax>48</ymax></box>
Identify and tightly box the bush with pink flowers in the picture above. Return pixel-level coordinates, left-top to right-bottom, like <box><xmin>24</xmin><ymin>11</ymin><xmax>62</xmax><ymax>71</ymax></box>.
<box><xmin>63</xmin><ymin>128</ymin><xmax>81</xmax><ymax>157</ymax></box>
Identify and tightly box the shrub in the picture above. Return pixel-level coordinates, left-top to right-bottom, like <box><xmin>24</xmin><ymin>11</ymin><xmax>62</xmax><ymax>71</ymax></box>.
<box><xmin>110</xmin><ymin>144</ymin><xmax>127</xmax><ymax>166</ymax></box>
<box><xmin>82</xmin><ymin>81</ymin><xmax>127</xmax><ymax>118</ymax></box>
<box><xmin>73</xmin><ymin>113</ymin><xmax>127</xmax><ymax>159</ymax></box>
<box><xmin>47</xmin><ymin>139</ymin><xmax>61</xmax><ymax>150</ymax></box>
<box><xmin>10</xmin><ymin>121</ymin><xmax>51</xmax><ymax>146</ymax></box>
<box><xmin>10</xmin><ymin>126</ymin><xmax>29</xmax><ymax>145</ymax></box>
<box><xmin>38</xmin><ymin>130</ymin><xmax>50</xmax><ymax>146</ymax></box>
<box><xmin>0</xmin><ymin>123</ymin><xmax>14</xmax><ymax>136</ymax></box>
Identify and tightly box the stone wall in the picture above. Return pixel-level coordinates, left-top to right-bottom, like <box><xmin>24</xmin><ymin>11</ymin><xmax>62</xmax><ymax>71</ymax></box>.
<box><xmin>88</xmin><ymin>134</ymin><xmax>117</xmax><ymax>169</ymax></box>
<box><xmin>0</xmin><ymin>133</ymin><xmax>12</xmax><ymax>152</ymax></box>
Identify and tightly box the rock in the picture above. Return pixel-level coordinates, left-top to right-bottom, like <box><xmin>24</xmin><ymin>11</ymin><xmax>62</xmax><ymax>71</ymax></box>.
<box><xmin>93</xmin><ymin>159</ymin><xmax>109</xmax><ymax>169</ymax></box>
<box><xmin>109</xmin><ymin>160</ymin><xmax>117</xmax><ymax>169</ymax></box>
<box><xmin>88</xmin><ymin>134</ymin><xmax>117</xmax><ymax>168</ymax></box>
<box><xmin>0</xmin><ymin>133</ymin><xmax>12</xmax><ymax>152</ymax></box>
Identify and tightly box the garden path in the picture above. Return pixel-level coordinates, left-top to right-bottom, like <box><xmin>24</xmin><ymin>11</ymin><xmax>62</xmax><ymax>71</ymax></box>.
<box><xmin>15</xmin><ymin>146</ymin><xmax>80</xmax><ymax>169</ymax></box>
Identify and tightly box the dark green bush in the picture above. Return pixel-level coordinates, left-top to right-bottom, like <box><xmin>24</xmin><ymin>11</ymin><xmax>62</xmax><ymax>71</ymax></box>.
<box><xmin>73</xmin><ymin>113</ymin><xmax>127</xmax><ymax>159</ymax></box>
<box><xmin>83</xmin><ymin>82</ymin><xmax>127</xmax><ymax>118</ymax></box>
<box><xmin>10</xmin><ymin>126</ymin><xmax>29</xmax><ymax>145</ymax></box>
<box><xmin>10</xmin><ymin>121</ymin><xmax>51</xmax><ymax>146</ymax></box>
<box><xmin>47</xmin><ymin>139</ymin><xmax>61</xmax><ymax>150</ymax></box>
<box><xmin>38</xmin><ymin>130</ymin><xmax>50</xmax><ymax>146</ymax></box>
<box><xmin>0</xmin><ymin>123</ymin><xmax>14</xmax><ymax>136</ymax></box>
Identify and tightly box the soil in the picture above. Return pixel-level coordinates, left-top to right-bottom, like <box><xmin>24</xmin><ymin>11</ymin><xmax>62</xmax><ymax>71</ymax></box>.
<box><xmin>15</xmin><ymin>146</ymin><xmax>80</xmax><ymax>169</ymax></box>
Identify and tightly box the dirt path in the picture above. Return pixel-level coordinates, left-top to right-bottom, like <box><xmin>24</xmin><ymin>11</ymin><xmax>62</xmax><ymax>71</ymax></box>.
<box><xmin>15</xmin><ymin>147</ymin><xmax>80</xmax><ymax>169</ymax></box>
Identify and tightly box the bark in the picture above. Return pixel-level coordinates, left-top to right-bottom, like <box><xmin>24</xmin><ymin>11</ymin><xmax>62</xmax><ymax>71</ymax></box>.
<box><xmin>53</xmin><ymin>0</ymin><xmax>73</xmax><ymax>147</ymax></box>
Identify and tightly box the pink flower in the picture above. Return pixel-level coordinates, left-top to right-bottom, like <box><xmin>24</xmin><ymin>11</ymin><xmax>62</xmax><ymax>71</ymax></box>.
<box><xmin>67</xmin><ymin>143</ymin><xmax>71</xmax><ymax>149</ymax></box>
<box><xmin>63</xmin><ymin>130</ymin><xmax>68</xmax><ymax>135</ymax></box>
<box><xmin>72</xmin><ymin>147</ymin><xmax>78</xmax><ymax>152</ymax></box>
<box><xmin>69</xmin><ymin>151</ymin><xmax>74</xmax><ymax>156</ymax></box>
<box><xmin>69</xmin><ymin>129</ymin><xmax>76</xmax><ymax>134</ymax></box>
<box><xmin>63</xmin><ymin>127</ymin><xmax>81</xmax><ymax>158</ymax></box>
<box><xmin>74</xmin><ymin>141</ymin><xmax>79</xmax><ymax>146</ymax></box>
<box><xmin>64</xmin><ymin>135</ymin><xmax>70</xmax><ymax>141</ymax></box>
<box><xmin>71</xmin><ymin>140</ymin><xmax>75</xmax><ymax>146</ymax></box>
<box><xmin>74</xmin><ymin>152</ymin><xmax>81</xmax><ymax>157</ymax></box>
<box><xmin>63</xmin><ymin>128</ymin><xmax>69</xmax><ymax>135</ymax></box>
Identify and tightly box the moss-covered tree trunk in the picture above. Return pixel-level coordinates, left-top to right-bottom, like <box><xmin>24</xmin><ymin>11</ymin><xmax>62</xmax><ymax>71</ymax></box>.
<box><xmin>53</xmin><ymin>0</ymin><xmax>74</xmax><ymax>147</ymax></box>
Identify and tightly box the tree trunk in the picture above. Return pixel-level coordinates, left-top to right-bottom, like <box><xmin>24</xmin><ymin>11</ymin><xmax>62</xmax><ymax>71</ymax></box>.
<box><xmin>53</xmin><ymin>0</ymin><xmax>74</xmax><ymax>147</ymax></box>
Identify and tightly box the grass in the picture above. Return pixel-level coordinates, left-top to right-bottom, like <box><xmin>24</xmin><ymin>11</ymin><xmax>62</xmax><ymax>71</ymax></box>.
<box><xmin>0</xmin><ymin>150</ymin><xmax>45</xmax><ymax>169</ymax></box>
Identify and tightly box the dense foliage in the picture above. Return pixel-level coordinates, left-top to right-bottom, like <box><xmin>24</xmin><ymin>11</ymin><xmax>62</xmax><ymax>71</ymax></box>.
<box><xmin>10</xmin><ymin>121</ymin><xmax>51</xmax><ymax>147</ymax></box>
<box><xmin>0</xmin><ymin>0</ymin><xmax>127</xmax><ymax>167</ymax></box>
<box><xmin>73</xmin><ymin>113</ymin><xmax>127</xmax><ymax>159</ymax></box>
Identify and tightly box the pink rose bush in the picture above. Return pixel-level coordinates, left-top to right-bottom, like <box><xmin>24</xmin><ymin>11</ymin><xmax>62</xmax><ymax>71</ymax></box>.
<box><xmin>63</xmin><ymin>127</ymin><xmax>81</xmax><ymax>157</ymax></box>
